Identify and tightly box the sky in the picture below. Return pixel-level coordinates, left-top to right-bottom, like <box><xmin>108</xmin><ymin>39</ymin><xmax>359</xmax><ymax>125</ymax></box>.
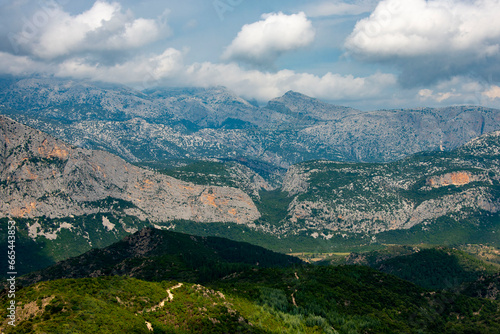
<box><xmin>1</xmin><ymin>0</ymin><xmax>500</xmax><ymax>110</ymax></box>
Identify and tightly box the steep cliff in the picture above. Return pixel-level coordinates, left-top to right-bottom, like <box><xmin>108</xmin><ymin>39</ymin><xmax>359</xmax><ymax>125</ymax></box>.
<box><xmin>0</xmin><ymin>116</ymin><xmax>260</xmax><ymax>224</ymax></box>
<box><xmin>280</xmin><ymin>131</ymin><xmax>500</xmax><ymax>236</ymax></box>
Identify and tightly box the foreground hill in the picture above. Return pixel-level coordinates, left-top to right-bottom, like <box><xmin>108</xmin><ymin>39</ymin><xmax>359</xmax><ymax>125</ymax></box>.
<box><xmin>2</xmin><ymin>227</ymin><xmax>499</xmax><ymax>333</ymax></box>
<box><xmin>15</xmin><ymin>227</ymin><xmax>302</xmax><ymax>286</ymax></box>
<box><xmin>2</xmin><ymin>77</ymin><xmax>500</xmax><ymax>169</ymax></box>
<box><xmin>2</xmin><ymin>264</ymin><xmax>499</xmax><ymax>333</ymax></box>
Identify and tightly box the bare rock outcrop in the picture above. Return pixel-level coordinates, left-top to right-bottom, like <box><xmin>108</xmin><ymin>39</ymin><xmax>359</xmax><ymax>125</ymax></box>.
<box><xmin>0</xmin><ymin>116</ymin><xmax>260</xmax><ymax>224</ymax></box>
<box><xmin>281</xmin><ymin>132</ymin><xmax>500</xmax><ymax>235</ymax></box>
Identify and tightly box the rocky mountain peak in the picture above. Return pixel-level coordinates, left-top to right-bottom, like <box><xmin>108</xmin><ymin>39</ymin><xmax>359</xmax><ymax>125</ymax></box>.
<box><xmin>2</xmin><ymin>77</ymin><xmax>500</xmax><ymax>167</ymax></box>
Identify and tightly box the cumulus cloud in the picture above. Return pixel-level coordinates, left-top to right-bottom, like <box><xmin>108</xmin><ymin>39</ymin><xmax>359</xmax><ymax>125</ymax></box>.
<box><xmin>184</xmin><ymin>62</ymin><xmax>395</xmax><ymax>102</ymax></box>
<box><xmin>344</xmin><ymin>0</ymin><xmax>500</xmax><ymax>86</ymax></box>
<box><xmin>56</xmin><ymin>48</ymin><xmax>184</xmax><ymax>87</ymax></box>
<box><xmin>222</xmin><ymin>12</ymin><xmax>315</xmax><ymax>67</ymax></box>
<box><xmin>9</xmin><ymin>1</ymin><xmax>170</xmax><ymax>60</ymax></box>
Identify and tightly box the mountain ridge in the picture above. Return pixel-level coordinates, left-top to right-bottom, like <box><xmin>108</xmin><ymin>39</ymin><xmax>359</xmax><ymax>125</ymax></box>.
<box><xmin>2</xmin><ymin>76</ymin><xmax>500</xmax><ymax>168</ymax></box>
<box><xmin>0</xmin><ymin>115</ymin><xmax>259</xmax><ymax>224</ymax></box>
<box><xmin>14</xmin><ymin>227</ymin><xmax>303</xmax><ymax>287</ymax></box>
<box><xmin>279</xmin><ymin>130</ymin><xmax>500</xmax><ymax>237</ymax></box>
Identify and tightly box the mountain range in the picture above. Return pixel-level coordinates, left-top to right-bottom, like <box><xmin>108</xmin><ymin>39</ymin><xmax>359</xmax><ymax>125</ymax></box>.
<box><xmin>2</xmin><ymin>76</ymin><xmax>500</xmax><ymax>169</ymax></box>
<box><xmin>279</xmin><ymin>130</ymin><xmax>500</xmax><ymax>238</ymax></box>
<box><xmin>1</xmin><ymin>229</ymin><xmax>499</xmax><ymax>333</ymax></box>
<box><xmin>1</xmin><ymin>108</ymin><xmax>499</xmax><ymax>270</ymax></box>
<box><xmin>1</xmin><ymin>76</ymin><xmax>500</xmax><ymax>333</ymax></box>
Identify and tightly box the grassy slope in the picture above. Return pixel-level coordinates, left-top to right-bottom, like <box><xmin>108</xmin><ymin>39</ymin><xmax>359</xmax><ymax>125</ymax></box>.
<box><xmin>1</xmin><ymin>266</ymin><xmax>499</xmax><ymax>334</ymax></box>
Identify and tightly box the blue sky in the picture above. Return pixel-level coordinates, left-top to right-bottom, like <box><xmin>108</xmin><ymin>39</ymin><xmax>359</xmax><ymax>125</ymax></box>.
<box><xmin>1</xmin><ymin>0</ymin><xmax>500</xmax><ymax>110</ymax></box>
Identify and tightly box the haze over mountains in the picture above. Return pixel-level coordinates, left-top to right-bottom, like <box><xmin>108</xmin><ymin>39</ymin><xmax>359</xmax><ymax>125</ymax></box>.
<box><xmin>2</xmin><ymin>77</ymin><xmax>500</xmax><ymax>168</ymax></box>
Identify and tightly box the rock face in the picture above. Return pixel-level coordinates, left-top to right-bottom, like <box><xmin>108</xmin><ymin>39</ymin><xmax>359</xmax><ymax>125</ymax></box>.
<box><xmin>2</xmin><ymin>77</ymin><xmax>500</xmax><ymax>170</ymax></box>
<box><xmin>155</xmin><ymin>159</ymin><xmax>275</xmax><ymax>199</ymax></box>
<box><xmin>426</xmin><ymin>172</ymin><xmax>480</xmax><ymax>188</ymax></box>
<box><xmin>280</xmin><ymin>131</ymin><xmax>500</xmax><ymax>235</ymax></box>
<box><xmin>0</xmin><ymin>116</ymin><xmax>260</xmax><ymax>224</ymax></box>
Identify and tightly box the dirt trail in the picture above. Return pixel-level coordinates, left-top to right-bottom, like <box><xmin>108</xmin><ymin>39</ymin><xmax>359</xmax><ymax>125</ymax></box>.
<box><xmin>145</xmin><ymin>283</ymin><xmax>184</xmax><ymax>313</ymax></box>
<box><xmin>166</xmin><ymin>283</ymin><xmax>184</xmax><ymax>302</ymax></box>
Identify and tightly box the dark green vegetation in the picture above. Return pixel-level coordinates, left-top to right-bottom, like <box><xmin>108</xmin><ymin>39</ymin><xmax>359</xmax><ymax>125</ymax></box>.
<box><xmin>15</xmin><ymin>228</ymin><xmax>302</xmax><ymax>287</ymax></box>
<box><xmin>256</xmin><ymin>190</ymin><xmax>294</xmax><ymax>226</ymax></box>
<box><xmin>336</xmin><ymin>246</ymin><xmax>499</xmax><ymax>291</ymax></box>
<box><xmin>160</xmin><ymin>220</ymin><xmax>383</xmax><ymax>254</ymax></box>
<box><xmin>1</xmin><ymin>240</ymin><xmax>499</xmax><ymax>333</ymax></box>
<box><xmin>375</xmin><ymin>210</ymin><xmax>500</xmax><ymax>248</ymax></box>
<box><xmin>214</xmin><ymin>265</ymin><xmax>500</xmax><ymax>334</ymax></box>
<box><xmin>463</xmin><ymin>272</ymin><xmax>500</xmax><ymax>301</ymax></box>
<box><xmin>0</xmin><ymin>214</ymin><xmax>149</xmax><ymax>278</ymax></box>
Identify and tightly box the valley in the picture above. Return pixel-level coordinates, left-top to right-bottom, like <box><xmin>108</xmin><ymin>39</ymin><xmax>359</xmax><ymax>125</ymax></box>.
<box><xmin>1</xmin><ymin>78</ymin><xmax>499</xmax><ymax>333</ymax></box>
<box><xmin>1</xmin><ymin>229</ymin><xmax>500</xmax><ymax>334</ymax></box>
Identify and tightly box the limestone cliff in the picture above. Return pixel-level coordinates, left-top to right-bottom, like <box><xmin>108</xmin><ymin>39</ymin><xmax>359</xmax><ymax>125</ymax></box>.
<box><xmin>0</xmin><ymin>116</ymin><xmax>260</xmax><ymax>224</ymax></box>
<box><xmin>280</xmin><ymin>132</ymin><xmax>500</xmax><ymax>235</ymax></box>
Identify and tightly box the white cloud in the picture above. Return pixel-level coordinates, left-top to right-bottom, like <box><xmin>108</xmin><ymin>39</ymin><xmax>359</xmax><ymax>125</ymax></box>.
<box><xmin>483</xmin><ymin>85</ymin><xmax>500</xmax><ymax>100</ymax></box>
<box><xmin>12</xmin><ymin>1</ymin><xmax>170</xmax><ymax>59</ymax></box>
<box><xmin>184</xmin><ymin>61</ymin><xmax>396</xmax><ymax>102</ymax></box>
<box><xmin>344</xmin><ymin>0</ymin><xmax>500</xmax><ymax>86</ymax></box>
<box><xmin>345</xmin><ymin>0</ymin><xmax>500</xmax><ymax>58</ymax></box>
<box><xmin>304</xmin><ymin>1</ymin><xmax>375</xmax><ymax>17</ymax></box>
<box><xmin>0</xmin><ymin>51</ymin><xmax>52</xmax><ymax>75</ymax></box>
<box><xmin>51</xmin><ymin>47</ymin><xmax>396</xmax><ymax>102</ymax></box>
<box><xmin>56</xmin><ymin>48</ymin><xmax>184</xmax><ymax>86</ymax></box>
<box><xmin>222</xmin><ymin>12</ymin><xmax>315</xmax><ymax>67</ymax></box>
<box><xmin>418</xmin><ymin>89</ymin><xmax>459</xmax><ymax>103</ymax></box>
<box><xmin>416</xmin><ymin>76</ymin><xmax>500</xmax><ymax>106</ymax></box>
